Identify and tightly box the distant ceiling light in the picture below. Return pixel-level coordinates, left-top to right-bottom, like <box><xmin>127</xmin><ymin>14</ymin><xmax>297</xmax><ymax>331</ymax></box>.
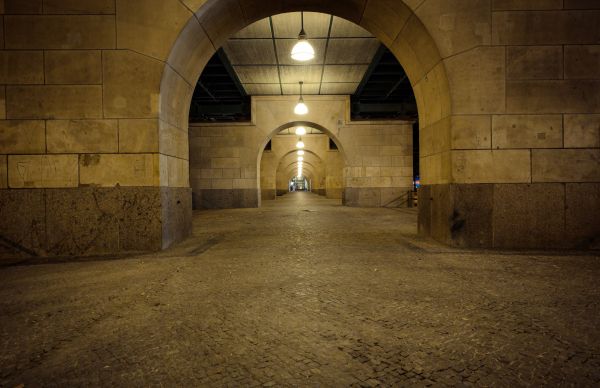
<box><xmin>294</xmin><ymin>81</ymin><xmax>309</xmax><ymax>115</ymax></box>
<box><xmin>291</xmin><ymin>12</ymin><xmax>315</xmax><ymax>62</ymax></box>
<box><xmin>297</xmin><ymin>150</ymin><xmax>305</xmax><ymax>156</ymax></box>
<box><xmin>298</xmin><ymin>156</ymin><xmax>304</xmax><ymax>162</ymax></box>
<box><xmin>295</xmin><ymin>126</ymin><xmax>306</xmax><ymax>136</ymax></box>
<box><xmin>296</xmin><ymin>140</ymin><xmax>305</xmax><ymax>149</ymax></box>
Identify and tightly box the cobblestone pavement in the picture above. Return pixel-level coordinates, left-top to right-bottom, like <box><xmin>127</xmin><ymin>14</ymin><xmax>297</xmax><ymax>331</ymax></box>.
<box><xmin>1</xmin><ymin>192</ymin><xmax>599</xmax><ymax>387</ymax></box>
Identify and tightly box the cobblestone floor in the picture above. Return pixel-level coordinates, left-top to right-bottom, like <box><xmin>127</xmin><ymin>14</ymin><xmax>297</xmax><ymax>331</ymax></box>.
<box><xmin>1</xmin><ymin>192</ymin><xmax>599</xmax><ymax>387</ymax></box>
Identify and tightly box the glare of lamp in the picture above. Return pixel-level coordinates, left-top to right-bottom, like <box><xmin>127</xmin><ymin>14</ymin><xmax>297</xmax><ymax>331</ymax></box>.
<box><xmin>291</xmin><ymin>12</ymin><xmax>315</xmax><ymax>62</ymax></box>
<box><xmin>297</xmin><ymin>150</ymin><xmax>305</xmax><ymax>156</ymax></box>
<box><xmin>298</xmin><ymin>156</ymin><xmax>304</xmax><ymax>162</ymax></box>
<box><xmin>296</xmin><ymin>140</ymin><xmax>305</xmax><ymax>149</ymax></box>
<box><xmin>295</xmin><ymin>126</ymin><xmax>306</xmax><ymax>136</ymax></box>
<box><xmin>294</xmin><ymin>81</ymin><xmax>308</xmax><ymax>115</ymax></box>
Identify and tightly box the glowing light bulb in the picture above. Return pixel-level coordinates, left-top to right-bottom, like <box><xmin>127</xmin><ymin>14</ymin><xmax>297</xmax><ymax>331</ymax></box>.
<box><xmin>296</xmin><ymin>140</ymin><xmax>305</xmax><ymax>149</ymax></box>
<box><xmin>294</xmin><ymin>100</ymin><xmax>308</xmax><ymax>115</ymax></box>
<box><xmin>291</xmin><ymin>39</ymin><xmax>315</xmax><ymax>62</ymax></box>
<box><xmin>297</xmin><ymin>150</ymin><xmax>305</xmax><ymax>156</ymax></box>
<box><xmin>295</xmin><ymin>126</ymin><xmax>306</xmax><ymax>136</ymax></box>
<box><xmin>298</xmin><ymin>156</ymin><xmax>304</xmax><ymax>162</ymax></box>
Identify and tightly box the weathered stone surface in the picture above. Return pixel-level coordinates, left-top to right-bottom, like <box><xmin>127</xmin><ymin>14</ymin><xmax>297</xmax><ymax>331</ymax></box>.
<box><xmin>196</xmin><ymin>188</ymin><xmax>258</xmax><ymax>209</ymax></box>
<box><xmin>532</xmin><ymin>149</ymin><xmax>600</xmax><ymax>182</ymax></box>
<box><xmin>0</xmin><ymin>189</ymin><xmax>45</xmax><ymax>258</ymax></box>
<box><xmin>0</xmin><ymin>87</ymin><xmax>5</xmax><ymax>119</ymax></box>
<box><xmin>429</xmin><ymin>183</ymin><xmax>453</xmax><ymax>244</ymax></box>
<box><xmin>119</xmin><ymin>187</ymin><xmax>162</xmax><ymax>252</ymax></box>
<box><xmin>5</xmin><ymin>15</ymin><xmax>116</xmax><ymax>49</ymax></box>
<box><xmin>450</xmin><ymin>183</ymin><xmax>493</xmax><ymax>248</ymax></box>
<box><xmin>43</xmin><ymin>0</ymin><xmax>116</xmax><ymax>14</ymax></box>
<box><xmin>564</xmin><ymin>0</ymin><xmax>600</xmax><ymax>8</ymax></box>
<box><xmin>0</xmin><ymin>51</ymin><xmax>44</xmax><ymax>84</ymax></box>
<box><xmin>6</xmin><ymin>85</ymin><xmax>103</xmax><ymax>119</ymax></box>
<box><xmin>451</xmin><ymin>115</ymin><xmax>491</xmax><ymax>150</ymax></box>
<box><xmin>159</xmin><ymin>122</ymin><xmax>189</xmax><ymax>159</ymax></box>
<box><xmin>0</xmin><ymin>156</ymin><xmax>6</xmax><ymax>189</ymax></box>
<box><xmin>415</xmin><ymin>0</ymin><xmax>491</xmax><ymax>58</ymax></box>
<box><xmin>161</xmin><ymin>187</ymin><xmax>192</xmax><ymax>249</ymax></box>
<box><xmin>492</xmin><ymin>0</ymin><xmax>563</xmax><ymax>10</ymax></box>
<box><xmin>117</xmin><ymin>0</ymin><xmax>192</xmax><ymax>61</ymax></box>
<box><xmin>164</xmin><ymin>155</ymin><xmax>189</xmax><ymax>188</ymax></box>
<box><xmin>566</xmin><ymin>183</ymin><xmax>600</xmax><ymax>249</ymax></box>
<box><xmin>445</xmin><ymin>47</ymin><xmax>505</xmax><ymax>114</ymax></box>
<box><xmin>360</xmin><ymin>0</ymin><xmax>411</xmax><ymax>47</ymax></box>
<box><xmin>492</xmin><ymin>10</ymin><xmax>600</xmax><ymax>45</ymax></box>
<box><xmin>452</xmin><ymin>150</ymin><xmax>531</xmax><ymax>184</ymax></box>
<box><xmin>0</xmin><ymin>120</ymin><xmax>46</xmax><ymax>154</ymax></box>
<box><xmin>564</xmin><ymin>45</ymin><xmax>600</xmax><ymax>79</ymax></box>
<box><xmin>3</xmin><ymin>0</ymin><xmax>43</xmax><ymax>13</ymax></box>
<box><xmin>506</xmin><ymin>46</ymin><xmax>563</xmax><ymax>80</ymax></box>
<box><xmin>492</xmin><ymin>114</ymin><xmax>563</xmax><ymax>149</ymax></box>
<box><xmin>119</xmin><ymin>119</ymin><xmax>159</xmax><ymax>153</ymax></box>
<box><xmin>103</xmin><ymin>50</ymin><xmax>163</xmax><ymax>119</ymax></box>
<box><xmin>44</xmin><ymin>51</ymin><xmax>102</xmax><ymax>85</ymax></box>
<box><xmin>8</xmin><ymin>155</ymin><xmax>78</xmax><ymax>188</ymax></box>
<box><xmin>493</xmin><ymin>183</ymin><xmax>565</xmax><ymax>249</ymax></box>
<box><xmin>79</xmin><ymin>153</ymin><xmax>160</xmax><ymax>187</ymax></box>
<box><xmin>506</xmin><ymin>80</ymin><xmax>600</xmax><ymax>113</ymax></box>
<box><xmin>564</xmin><ymin>114</ymin><xmax>600</xmax><ymax>148</ymax></box>
<box><xmin>417</xmin><ymin>185</ymin><xmax>431</xmax><ymax>237</ymax></box>
<box><xmin>47</xmin><ymin>120</ymin><xmax>118</xmax><ymax>153</ymax></box>
<box><xmin>159</xmin><ymin>65</ymin><xmax>194</xmax><ymax>130</ymax></box>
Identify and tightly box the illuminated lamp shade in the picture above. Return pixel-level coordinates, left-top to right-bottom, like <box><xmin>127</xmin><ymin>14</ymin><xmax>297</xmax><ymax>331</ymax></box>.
<box><xmin>296</xmin><ymin>140</ymin><xmax>305</xmax><ymax>149</ymax></box>
<box><xmin>295</xmin><ymin>126</ymin><xmax>306</xmax><ymax>136</ymax></box>
<box><xmin>291</xmin><ymin>12</ymin><xmax>315</xmax><ymax>62</ymax></box>
<box><xmin>297</xmin><ymin>150</ymin><xmax>305</xmax><ymax>156</ymax></box>
<box><xmin>298</xmin><ymin>156</ymin><xmax>304</xmax><ymax>162</ymax></box>
<box><xmin>294</xmin><ymin>99</ymin><xmax>308</xmax><ymax>115</ymax></box>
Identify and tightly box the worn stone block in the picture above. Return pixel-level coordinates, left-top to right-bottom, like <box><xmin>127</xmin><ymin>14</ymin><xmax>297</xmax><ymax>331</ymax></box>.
<box><xmin>0</xmin><ymin>155</ymin><xmax>7</xmax><ymax>189</ymax></box>
<box><xmin>159</xmin><ymin>65</ymin><xmax>194</xmax><ymax>130</ymax></box>
<box><xmin>506</xmin><ymin>80</ymin><xmax>600</xmax><ymax>113</ymax></box>
<box><xmin>492</xmin><ymin>10</ymin><xmax>600</xmax><ymax>45</ymax></box>
<box><xmin>420</xmin><ymin>116</ymin><xmax>450</xmax><ymax>156</ymax></box>
<box><xmin>47</xmin><ymin>120</ymin><xmax>118</xmax><ymax>153</ymax></box>
<box><xmin>360</xmin><ymin>0</ymin><xmax>411</xmax><ymax>48</ymax></box>
<box><xmin>564</xmin><ymin>0</ymin><xmax>600</xmax><ymax>8</ymax></box>
<box><xmin>159</xmin><ymin>122</ymin><xmax>189</xmax><ymax>160</ymax></box>
<box><xmin>166</xmin><ymin>155</ymin><xmax>189</xmax><ymax>188</ymax></box>
<box><xmin>564</xmin><ymin>114</ymin><xmax>600</xmax><ymax>148</ymax></box>
<box><xmin>161</xmin><ymin>187</ymin><xmax>192</xmax><ymax>249</ymax></box>
<box><xmin>7</xmin><ymin>85</ymin><xmax>102</xmax><ymax>119</ymax></box>
<box><xmin>415</xmin><ymin>0</ymin><xmax>491</xmax><ymax>58</ymax></box>
<box><xmin>119</xmin><ymin>119</ymin><xmax>159</xmax><ymax>153</ymax></box>
<box><xmin>445</xmin><ymin>47</ymin><xmax>506</xmax><ymax>114</ymax></box>
<box><xmin>211</xmin><ymin>157</ymin><xmax>241</xmax><ymax>169</ymax></box>
<box><xmin>5</xmin><ymin>15</ymin><xmax>116</xmax><ymax>49</ymax></box>
<box><xmin>493</xmin><ymin>183</ymin><xmax>565</xmax><ymax>249</ymax></box>
<box><xmin>492</xmin><ymin>114</ymin><xmax>563</xmax><ymax>149</ymax></box>
<box><xmin>417</xmin><ymin>185</ymin><xmax>431</xmax><ymax>236</ymax></box>
<box><xmin>198</xmin><ymin>188</ymin><xmax>258</xmax><ymax>209</ymax></box>
<box><xmin>79</xmin><ymin>153</ymin><xmax>160</xmax><ymax>187</ymax></box>
<box><xmin>0</xmin><ymin>120</ymin><xmax>46</xmax><ymax>154</ymax></box>
<box><xmin>430</xmin><ymin>183</ymin><xmax>453</xmax><ymax>244</ymax></box>
<box><xmin>44</xmin><ymin>0</ymin><xmax>116</xmax><ymax>14</ymax></box>
<box><xmin>532</xmin><ymin>149</ymin><xmax>600</xmax><ymax>182</ymax></box>
<box><xmin>450</xmin><ymin>184</ymin><xmax>493</xmax><ymax>248</ymax></box>
<box><xmin>0</xmin><ymin>87</ymin><xmax>5</xmax><ymax>119</ymax></box>
<box><xmin>3</xmin><ymin>0</ymin><xmax>43</xmax><ymax>13</ymax></box>
<box><xmin>103</xmin><ymin>50</ymin><xmax>163</xmax><ymax>119</ymax></box>
<box><xmin>8</xmin><ymin>154</ymin><xmax>78</xmax><ymax>188</ymax></box>
<box><xmin>451</xmin><ymin>115</ymin><xmax>491</xmax><ymax>149</ymax></box>
<box><xmin>44</xmin><ymin>50</ymin><xmax>102</xmax><ymax>85</ymax></box>
<box><xmin>564</xmin><ymin>45</ymin><xmax>600</xmax><ymax>79</ymax></box>
<box><xmin>506</xmin><ymin>46</ymin><xmax>563</xmax><ymax>80</ymax></box>
<box><xmin>0</xmin><ymin>189</ymin><xmax>46</xmax><ymax>258</ymax></box>
<box><xmin>566</xmin><ymin>183</ymin><xmax>600</xmax><ymax>249</ymax></box>
<box><xmin>0</xmin><ymin>51</ymin><xmax>44</xmax><ymax>84</ymax></box>
<box><xmin>119</xmin><ymin>187</ymin><xmax>162</xmax><ymax>252</ymax></box>
<box><xmin>452</xmin><ymin>150</ymin><xmax>531</xmax><ymax>183</ymax></box>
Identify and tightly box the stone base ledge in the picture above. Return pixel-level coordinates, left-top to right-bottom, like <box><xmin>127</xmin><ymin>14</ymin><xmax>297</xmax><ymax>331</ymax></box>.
<box><xmin>343</xmin><ymin>187</ymin><xmax>414</xmax><ymax>207</ymax></box>
<box><xmin>193</xmin><ymin>188</ymin><xmax>258</xmax><ymax>209</ymax></box>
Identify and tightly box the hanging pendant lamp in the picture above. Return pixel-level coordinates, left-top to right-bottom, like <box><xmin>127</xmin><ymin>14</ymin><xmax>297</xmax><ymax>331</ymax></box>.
<box><xmin>291</xmin><ymin>12</ymin><xmax>315</xmax><ymax>61</ymax></box>
<box><xmin>294</xmin><ymin>81</ymin><xmax>309</xmax><ymax>115</ymax></box>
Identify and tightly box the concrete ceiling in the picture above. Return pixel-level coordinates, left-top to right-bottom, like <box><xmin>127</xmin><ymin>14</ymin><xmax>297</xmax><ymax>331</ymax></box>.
<box><xmin>222</xmin><ymin>12</ymin><xmax>379</xmax><ymax>96</ymax></box>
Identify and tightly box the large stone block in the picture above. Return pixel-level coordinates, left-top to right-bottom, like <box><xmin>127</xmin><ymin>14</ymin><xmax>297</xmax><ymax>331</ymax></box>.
<box><xmin>8</xmin><ymin>154</ymin><xmax>78</xmax><ymax>188</ymax></box>
<box><xmin>117</xmin><ymin>0</ymin><xmax>192</xmax><ymax>61</ymax></box>
<box><xmin>195</xmin><ymin>0</ymin><xmax>246</xmax><ymax>49</ymax></box>
<box><xmin>119</xmin><ymin>119</ymin><xmax>159</xmax><ymax>153</ymax></box>
<box><xmin>360</xmin><ymin>0</ymin><xmax>411</xmax><ymax>47</ymax></box>
<box><xmin>564</xmin><ymin>114</ymin><xmax>600</xmax><ymax>148</ymax></box>
<box><xmin>159</xmin><ymin>122</ymin><xmax>189</xmax><ymax>159</ymax></box>
<box><xmin>493</xmin><ymin>183</ymin><xmax>565</xmax><ymax>248</ymax></box>
<box><xmin>0</xmin><ymin>189</ymin><xmax>46</xmax><ymax>258</ymax></box>
<box><xmin>44</xmin><ymin>50</ymin><xmax>102</xmax><ymax>85</ymax></box>
<box><xmin>452</xmin><ymin>149</ymin><xmax>530</xmax><ymax>183</ymax></box>
<box><xmin>566</xmin><ymin>183</ymin><xmax>600</xmax><ymax>249</ymax></box>
<box><xmin>564</xmin><ymin>0</ymin><xmax>600</xmax><ymax>8</ymax></box>
<box><xmin>564</xmin><ymin>45</ymin><xmax>600</xmax><ymax>79</ymax></box>
<box><xmin>6</xmin><ymin>85</ymin><xmax>103</xmax><ymax>119</ymax></box>
<box><xmin>445</xmin><ymin>46</ymin><xmax>506</xmax><ymax>114</ymax></box>
<box><xmin>451</xmin><ymin>115</ymin><xmax>491</xmax><ymax>150</ymax></box>
<box><xmin>0</xmin><ymin>120</ymin><xmax>46</xmax><ymax>154</ymax></box>
<box><xmin>5</xmin><ymin>15</ymin><xmax>116</xmax><ymax>49</ymax></box>
<box><xmin>103</xmin><ymin>50</ymin><xmax>163</xmax><ymax>119</ymax></box>
<box><xmin>417</xmin><ymin>185</ymin><xmax>431</xmax><ymax>236</ymax></box>
<box><xmin>532</xmin><ymin>149</ymin><xmax>600</xmax><ymax>182</ymax></box>
<box><xmin>0</xmin><ymin>51</ymin><xmax>44</xmax><ymax>84</ymax></box>
<box><xmin>198</xmin><ymin>188</ymin><xmax>258</xmax><ymax>208</ymax></box>
<box><xmin>429</xmin><ymin>183</ymin><xmax>453</xmax><ymax>243</ymax></box>
<box><xmin>3</xmin><ymin>0</ymin><xmax>43</xmax><ymax>13</ymax></box>
<box><xmin>0</xmin><ymin>156</ymin><xmax>6</xmax><ymax>188</ymax></box>
<box><xmin>165</xmin><ymin>155</ymin><xmax>189</xmax><ymax>188</ymax></box>
<box><xmin>79</xmin><ymin>153</ymin><xmax>160</xmax><ymax>187</ymax></box>
<box><xmin>450</xmin><ymin>184</ymin><xmax>493</xmax><ymax>248</ymax></box>
<box><xmin>47</xmin><ymin>120</ymin><xmax>118</xmax><ymax>153</ymax></box>
<box><xmin>43</xmin><ymin>0</ymin><xmax>116</xmax><ymax>14</ymax></box>
<box><xmin>493</xmin><ymin>10</ymin><xmax>600</xmax><ymax>45</ymax></box>
<box><xmin>506</xmin><ymin>80</ymin><xmax>600</xmax><ymax>113</ymax></box>
<box><xmin>492</xmin><ymin>0</ymin><xmax>563</xmax><ymax>10</ymax></box>
<box><xmin>506</xmin><ymin>46</ymin><xmax>563</xmax><ymax>80</ymax></box>
<box><xmin>415</xmin><ymin>0</ymin><xmax>491</xmax><ymax>58</ymax></box>
<box><xmin>159</xmin><ymin>65</ymin><xmax>194</xmax><ymax>129</ymax></box>
<box><xmin>492</xmin><ymin>114</ymin><xmax>563</xmax><ymax>149</ymax></box>
<box><xmin>161</xmin><ymin>187</ymin><xmax>192</xmax><ymax>249</ymax></box>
